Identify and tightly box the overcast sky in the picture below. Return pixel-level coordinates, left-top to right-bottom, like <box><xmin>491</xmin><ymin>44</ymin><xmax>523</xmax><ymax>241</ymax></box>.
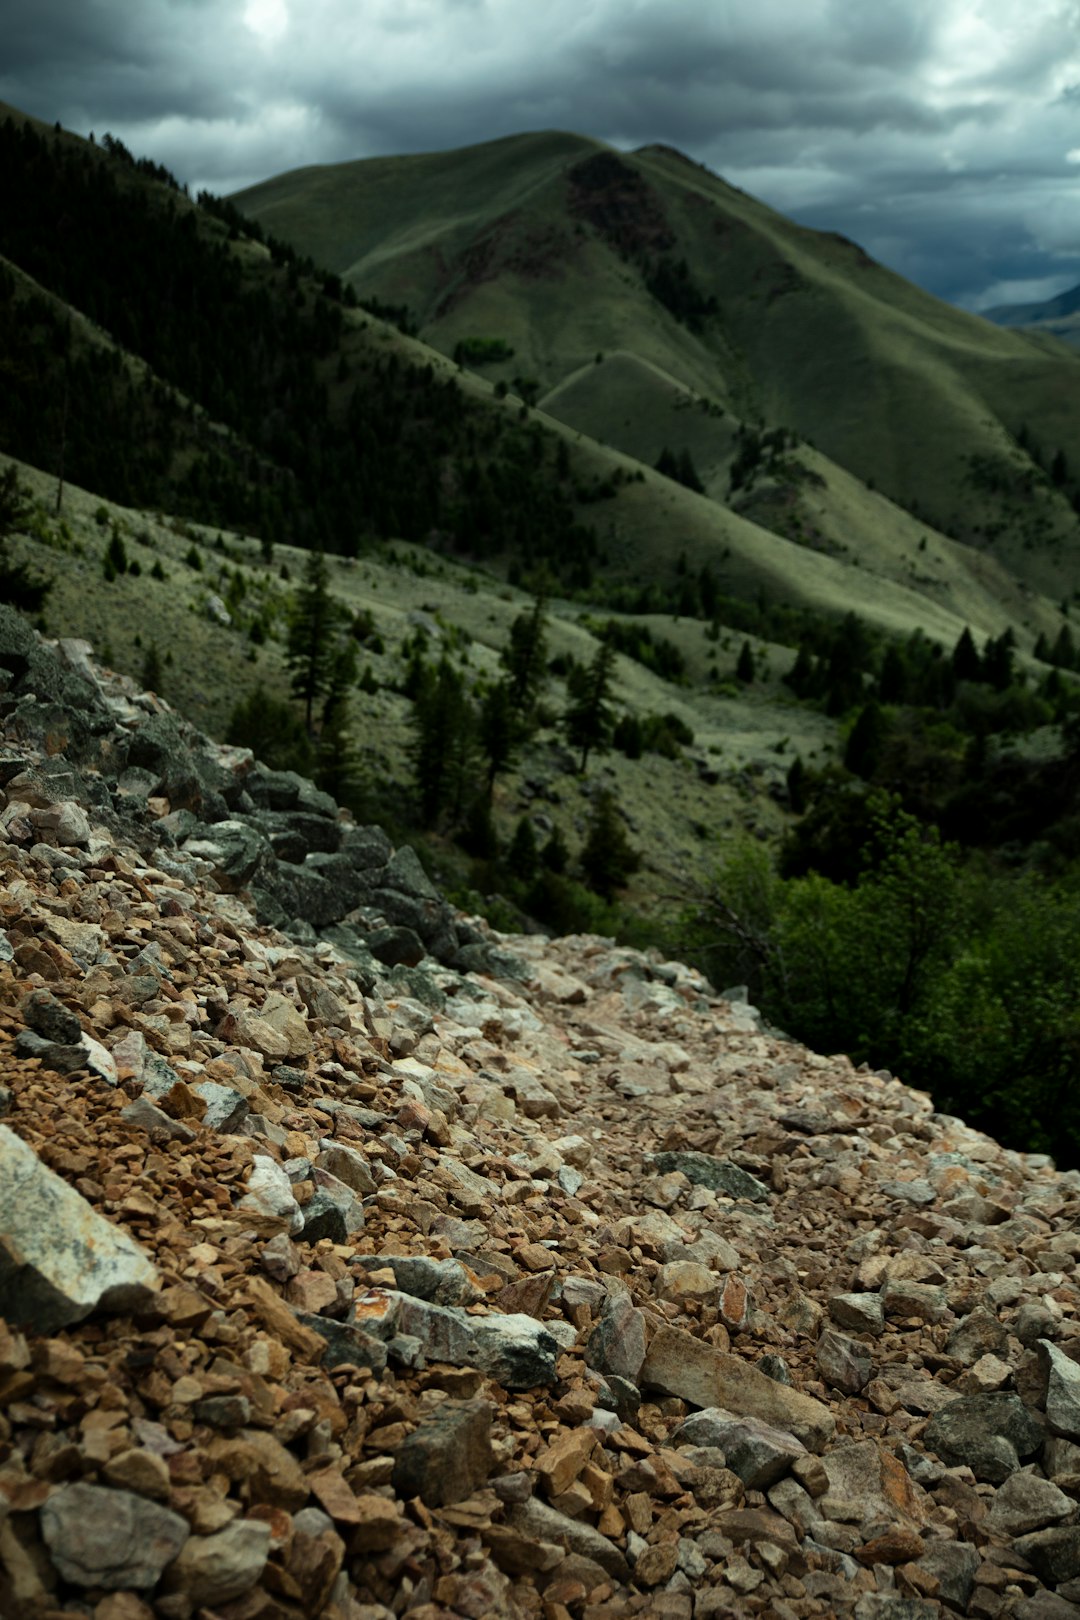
<box><xmin>4</xmin><ymin>0</ymin><xmax>1080</xmax><ymax>310</ymax></box>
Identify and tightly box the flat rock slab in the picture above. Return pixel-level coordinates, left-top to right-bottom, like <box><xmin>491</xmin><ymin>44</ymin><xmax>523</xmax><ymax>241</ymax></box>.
<box><xmin>641</xmin><ymin>1325</ymin><xmax>834</xmax><ymax>1451</ymax></box>
<box><xmin>0</xmin><ymin>1125</ymin><xmax>160</xmax><ymax>1332</ymax></box>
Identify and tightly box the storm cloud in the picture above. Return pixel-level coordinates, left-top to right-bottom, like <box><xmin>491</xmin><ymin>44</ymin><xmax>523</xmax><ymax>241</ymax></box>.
<box><xmin>4</xmin><ymin>0</ymin><xmax>1080</xmax><ymax>308</ymax></box>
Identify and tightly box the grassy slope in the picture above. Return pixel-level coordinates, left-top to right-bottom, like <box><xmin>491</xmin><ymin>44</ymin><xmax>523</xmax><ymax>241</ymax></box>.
<box><xmin>233</xmin><ymin>132</ymin><xmax>1080</xmax><ymax>603</ymax></box>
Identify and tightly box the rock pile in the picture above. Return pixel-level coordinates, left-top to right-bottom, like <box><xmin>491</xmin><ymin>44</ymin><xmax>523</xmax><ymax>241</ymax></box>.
<box><xmin>3</xmin><ymin>606</ymin><xmax>1080</xmax><ymax>1619</ymax></box>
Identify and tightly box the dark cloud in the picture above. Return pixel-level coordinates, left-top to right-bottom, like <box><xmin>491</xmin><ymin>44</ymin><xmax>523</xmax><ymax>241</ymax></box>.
<box><xmin>3</xmin><ymin>0</ymin><xmax>1080</xmax><ymax>308</ymax></box>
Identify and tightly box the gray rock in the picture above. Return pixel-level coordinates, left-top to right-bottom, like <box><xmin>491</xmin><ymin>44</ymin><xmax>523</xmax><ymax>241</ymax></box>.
<box><xmin>183</xmin><ymin>819</ymin><xmax>272</xmax><ymax>890</ymax></box>
<box><xmin>853</xmin><ymin>1599</ymin><xmax>941</xmax><ymax>1620</ymax></box>
<box><xmin>818</xmin><ymin>1440</ymin><xmax>925</xmax><ymax>1531</ymax></box>
<box><xmin>646</xmin><ymin>1151</ymin><xmax>770</xmax><ymax>1202</ymax></box>
<box><xmin>0</xmin><ymin>1125</ymin><xmax>159</xmax><ymax>1331</ymax></box>
<box><xmin>585</xmin><ymin>1289</ymin><xmax>648</xmax><ymax>1384</ymax></box>
<box><xmin>1040</xmin><ymin>1340</ymin><xmax>1080</xmax><ymax>1439</ymax></box>
<box><xmin>816</xmin><ymin>1328</ymin><xmax>873</xmax><ymax>1395</ymax></box>
<box><xmin>358</xmin><ymin>1254</ymin><xmax>476</xmax><ymax>1306</ymax></box>
<box><xmin>924</xmin><ymin>1392</ymin><xmax>1042</xmax><ymax>1482</ymax></box>
<box><xmin>829</xmin><ymin>1293</ymin><xmax>885</xmax><ymax>1337</ymax></box>
<box><xmin>880</xmin><ymin>1279</ymin><xmax>948</xmax><ymax>1323</ymax></box>
<box><xmin>506</xmin><ymin>1498</ymin><xmax>629</xmax><ymax>1582</ymax></box>
<box><xmin>295</xmin><ymin>1313</ymin><xmax>389</xmax><ymax>1373</ymax></box>
<box><xmin>675</xmin><ymin>1409</ymin><xmax>806</xmax><ymax>1488</ymax></box>
<box><xmin>40</xmin><ymin>1482</ymin><xmax>189</xmax><ymax>1588</ymax></box>
<box><xmin>947</xmin><ymin>1307</ymin><xmax>1009</xmax><ymax>1365</ymax></box>
<box><xmin>193</xmin><ymin>1081</ymin><xmax>250</xmax><ymax>1133</ymax></box>
<box><xmin>315</xmin><ymin>1142</ymin><xmax>377</xmax><ymax>1196</ymax></box>
<box><xmin>1019</xmin><ymin>1301</ymin><xmax>1064</xmax><ymax>1345</ymax></box>
<box><xmin>470</xmin><ymin>1315</ymin><xmax>560</xmax><ymax>1389</ymax></box>
<box><xmin>392</xmin><ymin>1398</ymin><xmax>494</xmax><ymax>1506</ymax></box>
<box><xmin>245</xmin><ymin>767</ymin><xmax>337</xmax><ymax>817</ymax></box>
<box><xmin>20</xmin><ymin>987</ymin><xmax>81</xmax><ymax>1044</ymax></box>
<box><xmin>879</xmin><ymin>1178</ymin><xmax>937</xmax><ymax>1206</ymax></box>
<box><xmin>161</xmin><ymin>1519</ymin><xmax>270</xmax><ymax>1606</ymax></box>
<box><xmin>913</xmin><ymin>1541</ymin><xmax>979</xmax><ymax>1611</ymax></box>
<box><xmin>302</xmin><ymin>1168</ymin><xmax>365</xmax><ymax>1241</ymax></box>
<box><xmin>986</xmin><ymin>1469</ymin><xmax>1073</xmax><ymax>1537</ymax></box>
<box><xmin>1014</xmin><ymin>1527</ymin><xmax>1080</xmax><ymax>1586</ymax></box>
<box><xmin>14</xmin><ymin>1029</ymin><xmax>89</xmax><ymax>1073</ymax></box>
<box><xmin>758</xmin><ymin>1353</ymin><xmax>792</xmax><ymax>1385</ymax></box>
<box><xmin>120</xmin><ymin>1096</ymin><xmax>196</xmax><ymax>1143</ymax></box>
<box><xmin>238</xmin><ymin>1156</ymin><xmax>304</xmax><ymax>1235</ymax></box>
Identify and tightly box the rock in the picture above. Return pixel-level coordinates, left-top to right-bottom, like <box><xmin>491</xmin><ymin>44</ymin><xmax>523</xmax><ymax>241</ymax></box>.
<box><xmin>0</xmin><ymin>1125</ymin><xmax>159</xmax><ymax>1331</ymax></box>
<box><xmin>297</xmin><ymin>1313</ymin><xmax>388</xmax><ymax>1373</ymax></box>
<box><xmin>120</xmin><ymin>1095</ymin><xmax>196</xmax><ymax>1143</ymax></box>
<box><xmin>880</xmin><ymin>1279</ymin><xmax>948</xmax><ymax>1323</ymax></box>
<box><xmin>101</xmin><ymin>1449</ymin><xmax>172</xmax><ymax>1501</ymax></box>
<box><xmin>184</xmin><ymin>820</ymin><xmax>272</xmax><ymax>890</ymax></box>
<box><xmin>641</xmin><ymin>1324</ymin><xmax>834</xmax><ymax>1451</ymax></box>
<box><xmin>161</xmin><ymin>1519</ymin><xmax>271</xmax><ymax>1606</ymax></box>
<box><xmin>829</xmin><ymin>1292</ymin><xmax>886</xmax><ymax>1336</ymax></box>
<box><xmin>818</xmin><ymin>1440</ymin><xmax>926</xmax><ymax>1532</ymax></box>
<box><xmin>315</xmin><ymin>1142</ymin><xmax>377</xmax><ymax>1196</ymax></box>
<box><xmin>1014</xmin><ymin>1528</ymin><xmax>1080</xmax><ymax>1586</ymax></box>
<box><xmin>193</xmin><ymin>1081</ymin><xmax>249</xmax><ymax>1132</ymax></box>
<box><xmin>391</xmin><ymin>1398</ymin><xmax>494</xmax><ymax>1506</ymax></box>
<box><xmin>816</xmin><ymin>1328</ymin><xmax>873</xmax><ymax>1394</ymax></box>
<box><xmin>20</xmin><ymin>987</ymin><xmax>81</xmax><ymax>1044</ymax></box>
<box><xmin>646</xmin><ymin>1151</ymin><xmax>770</xmax><ymax>1201</ymax></box>
<box><xmin>585</xmin><ymin>1288</ymin><xmax>648</xmax><ymax>1383</ymax></box>
<box><xmin>914</xmin><ymin>1541</ymin><xmax>980</xmax><ymax>1611</ymax></box>
<box><xmin>506</xmin><ymin>1498</ymin><xmax>629</xmax><ymax>1582</ymax></box>
<box><xmin>470</xmin><ymin>1314</ymin><xmax>560</xmax><ymax>1388</ymax></box>
<box><xmin>40</xmin><ymin>1482</ymin><xmax>189</xmax><ymax>1588</ymax></box>
<box><xmin>947</xmin><ymin>1307</ymin><xmax>1009</xmax><ymax>1365</ymax></box>
<box><xmin>238</xmin><ymin>1155</ymin><xmax>305</xmax><ymax>1235</ymax></box>
<box><xmin>675</xmin><ymin>1410</ymin><xmax>806</xmax><ymax>1488</ymax></box>
<box><xmin>924</xmin><ymin>1392</ymin><xmax>1042</xmax><ymax>1482</ymax></box>
<box><xmin>656</xmin><ymin>1260</ymin><xmax>719</xmax><ymax>1304</ymax></box>
<box><xmin>1040</xmin><ymin>1340</ymin><xmax>1080</xmax><ymax>1439</ymax></box>
<box><xmin>986</xmin><ymin>1470</ymin><xmax>1073</xmax><ymax>1537</ymax></box>
<box><xmin>359</xmin><ymin>1253</ymin><xmax>475</xmax><ymax>1305</ymax></box>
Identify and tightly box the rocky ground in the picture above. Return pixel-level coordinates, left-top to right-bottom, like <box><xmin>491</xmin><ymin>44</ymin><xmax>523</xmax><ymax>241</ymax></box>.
<box><xmin>3</xmin><ymin>606</ymin><xmax>1080</xmax><ymax>1620</ymax></box>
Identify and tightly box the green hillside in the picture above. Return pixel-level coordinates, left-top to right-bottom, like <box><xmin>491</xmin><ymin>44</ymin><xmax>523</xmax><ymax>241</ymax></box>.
<box><xmin>235</xmin><ymin>133</ymin><xmax>1080</xmax><ymax>600</ymax></box>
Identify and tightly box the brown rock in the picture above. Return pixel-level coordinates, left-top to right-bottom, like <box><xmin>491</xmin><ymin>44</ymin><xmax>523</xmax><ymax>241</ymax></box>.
<box><xmin>101</xmin><ymin>1448</ymin><xmax>172</xmax><ymax>1501</ymax></box>
<box><xmin>347</xmin><ymin>1494</ymin><xmax>404</xmax><ymax>1552</ymax></box>
<box><xmin>856</xmin><ymin>1527</ymin><xmax>926</xmax><ymax>1566</ymax></box>
<box><xmin>536</xmin><ymin>1427</ymin><xmax>600</xmax><ymax>1498</ymax></box>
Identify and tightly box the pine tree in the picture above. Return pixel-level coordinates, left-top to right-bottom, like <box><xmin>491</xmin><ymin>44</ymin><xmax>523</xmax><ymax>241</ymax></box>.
<box><xmin>410</xmin><ymin>657</ymin><xmax>477</xmax><ymax>826</ymax></box>
<box><xmin>478</xmin><ymin>679</ymin><xmax>519</xmax><ymax>796</ymax></box>
<box><xmin>507</xmin><ymin>816</ymin><xmax>539</xmax><ymax>880</ymax></box>
<box><xmin>736</xmin><ymin>640</ymin><xmax>755</xmax><ymax>684</ymax></box>
<box><xmin>140</xmin><ymin>642</ymin><xmax>163</xmax><ymax>694</ymax></box>
<box><xmin>502</xmin><ymin>595</ymin><xmax>548</xmax><ymax>723</ymax></box>
<box><xmin>951</xmin><ymin>626</ymin><xmax>982</xmax><ymax>684</ymax></box>
<box><xmin>580</xmin><ymin>789</ymin><xmax>640</xmax><ymax>900</ymax></box>
<box><xmin>564</xmin><ymin>639</ymin><xmax>615</xmax><ymax>773</ymax></box>
<box><xmin>286</xmin><ymin>547</ymin><xmax>342</xmax><ymax>730</ymax></box>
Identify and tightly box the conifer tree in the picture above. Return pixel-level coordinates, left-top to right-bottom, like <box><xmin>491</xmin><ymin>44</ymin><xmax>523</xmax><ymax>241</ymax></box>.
<box><xmin>410</xmin><ymin>656</ymin><xmax>477</xmax><ymax>826</ymax></box>
<box><xmin>286</xmin><ymin>547</ymin><xmax>341</xmax><ymax>730</ymax></box>
<box><xmin>478</xmin><ymin>679</ymin><xmax>519</xmax><ymax>796</ymax></box>
<box><xmin>502</xmin><ymin>595</ymin><xmax>548</xmax><ymax>723</ymax></box>
<box><xmin>736</xmin><ymin>640</ymin><xmax>755</xmax><ymax>684</ymax></box>
<box><xmin>951</xmin><ymin>626</ymin><xmax>982</xmax><ymax>684</ymax></box>
<box><xmin>580</xmin><ymin>789</ymin><xmax>640</xmax><ymax>899</ymax></box>
<box><xmin>564</xmin><ymin>639</ymin><xmax>615</xmax><ymax>773</ymax></box>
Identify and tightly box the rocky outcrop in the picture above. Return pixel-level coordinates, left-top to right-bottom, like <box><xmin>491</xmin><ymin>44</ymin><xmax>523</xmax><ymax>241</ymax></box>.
<box><xmin>5</xmin><ymin>608</ymin><xmax>1080</xmax><ymax>1617</ymax></box>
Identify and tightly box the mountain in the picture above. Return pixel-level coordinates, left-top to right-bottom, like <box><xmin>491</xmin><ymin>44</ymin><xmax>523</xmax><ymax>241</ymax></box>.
<box><xmin>984</xmin><ymin>280</ymin><xmax>1080</xmax><ymax>350</ymax></box>
<box><xmin>233</xmin><ymin>132</ymin><xmax>1080</xmax><ymax>603</ymax></box>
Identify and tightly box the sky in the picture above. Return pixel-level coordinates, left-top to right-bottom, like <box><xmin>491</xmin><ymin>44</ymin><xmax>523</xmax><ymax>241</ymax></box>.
<box><xmin>4</xmin><ymin>0</ymin><xmax>1080</xmax><ymax>311</ymax></box>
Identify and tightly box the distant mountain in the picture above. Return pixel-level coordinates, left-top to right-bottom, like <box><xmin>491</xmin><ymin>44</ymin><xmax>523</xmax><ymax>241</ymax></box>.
<box><xmin>233</xmin><ymin>132</ymin><xmax>1080</xmax><ymax>603</ymax></box>
<box><xmin>0</xmin><ymin>103</ymin><xmax>1073</xmax><ymax>653</ymax></box>
<box><xmin>983</xmin><ymin>282</ymin><xmax>1080</xmax><ymax>350</ymax></box>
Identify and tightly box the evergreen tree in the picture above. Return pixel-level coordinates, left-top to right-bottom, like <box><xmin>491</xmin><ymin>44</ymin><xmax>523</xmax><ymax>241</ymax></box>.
<box><xmin>478</xmin><ymin>679</ymin><xmax>519</xmax><ymax>796</ymax></box>
<box><xmin>736</xmin><ymin>640</ymin><xmax>755</xmax><ymax>684</ymax></box>
<box><xmin>845</xmin><ymin>701</ymin><xmax>888</xmax><ymax>779</ymax></box>
<box><xmin>502</xmin><ymin>595</ymin><xmax>548</xmax><ymax>723</ymax></box>
<box><xmin>951</xmin><ymin>626</ymin><xmax>982</xmax><ymax>684</ymax></box>
<box><xmin>140</xmin><ymin>642</ymin><xmax>163</xmax><ymax>694</ymax></box>
<box><xmin>564</xmin><ymin>639</ymin><xmax>616</xmax><ymax>773</ymax></box>
<box><xmin>103</xmin><ymin>526</ymin><xmax>128</xmax><ymax>580</ymax></box>
<box><xmin>541</xmin><ymin>824</ymin><xmax>570</xmax><ymax>874</ymax></box>
<box><xmin>580</xmin><ymin>789</ymin><xmax>640</xmax><ymax>900</ymax></box>
<box><xmin>410</xmin><ymin>656</ymin><xmax>477</xmax><ymax>826</ymax></box>
<box><xmin>1051</xmin><ymin>624</ymin><xmax>1077</xmax><ymax>671</ymax></box>
<box><xmin>286</xmin><ymin>547</ymin><xmax>341</xmax><ymax>730</ymax></box>
<box><xmin>0</xmin><ymin>466</ymin><xmax>50</xmax><ymax>612</ymax></box>
<box><xmin>507</xmin><ymin>816</ymin><xmax>539</xmax><ymax>880</ymax></box>
<box><xmin>982</xmin><ymin>628</ymin><xmax>1015</xmax><ymax>692</ymax></box>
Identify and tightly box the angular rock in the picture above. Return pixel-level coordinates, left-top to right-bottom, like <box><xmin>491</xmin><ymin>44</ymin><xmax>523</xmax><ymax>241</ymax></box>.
<box><xmin>947</xmin><ymin>1307</ymin><xmax>1009</xmax><ymax>1366</ymax></box>
<box><xmin>986</xmin><ymin>1470</ymin><xmax>1073</xmax><ymax>1537</ymax></box>
<box><xmin>238</xmin><ymin>1155</ymin><xmax>304</xmax><ymax>1235</ymax></box>
<box><xmin>914</xmin><ymin>1541</ymin><xmax>980</xmax><ymax>1612</ymax></box>
<box><xmin>40</xmin><ymin>1482</ymin><xmax>189</xmax><ymax>1588</ymax></box>
<box><xmin>816</xmin><ymin>1328</ymin><xmax>873</xmax><ymax>1395</ymax></box>
<box><xmin>585</xmin><ymin>1288</ymin><xmax>648</xmax><ymax>1384</ymax></box>
<box><xmin>675</xmin><ymin>1409</ymin><xmax>806</xmax><ymax>1488</ymax></box>
<box><xmin>470</xmin><ymin>1314</ymin><xmax>560</xmax><ymax>1389</ymax></box>
<box><xmin>391</xmin><ymin>1398</ymin><xmax>494</xmax><ymax>1506</ymax></box>
<box><xmin>641</xmin><ymin>1324</ymin><xmax>834</xmax><ymax>1450</ymax></box>
<box><xmin>1014</xmin><ymin>1527</ymin><xmax>1080</xmax><ymax>1586</ymax></box>
<box><xmin>818</xmin><ymin>1440</ymin><xmax>926</xmax><ymax>1531</ymax></box>
<box><xmin>0</xmin><ymin>1125</ymin><xmax>159</xmax><ymax>1331</ymax></box>
<box><xmin>1040</xmin><ymin>1340</ymin><xmax>1080</xmax><ymax>1440</ymax></box>
<box><xmin>647</xmin><ymin>1151</ymin><xmax>770</xmax><ymax>1202</ymax></box>
<box><xmin>297</xmin><ymin>1312</ymin><xmax>389</xmax><ymax>1373</ymax></box>
<box><xmin>161</xmin><ymin>1520</ymin><xmax>271</xmax><ymax>1607</ymax></box>
<box><xmin>880</xmin><ymin>1279</ymin><xmax>948</xmax><ymax>1323</ymax></box>
<box><xmin>506</xmin><ymin>1498</ymin><xmax>629</xmax><ymax>1582</ymax></box>
<box><xmin>20</xmin><ymin>987</ymin><xmax>81</xmax><ymax>1044</ymax></box>
<box><xmin>315</xmin><ymin>1141</ymin><xmax>377</xmax><ymax>1196</ymax></box>
<box><xmin>829</xmin><ymin>1292</ymin><xmax>885</xmax><ymax>1337</ymax></box>
<box><xmin>924</xmin><ymin>1393</ymin><xmax>1042</xmax><ymax>1483</ymax></box>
